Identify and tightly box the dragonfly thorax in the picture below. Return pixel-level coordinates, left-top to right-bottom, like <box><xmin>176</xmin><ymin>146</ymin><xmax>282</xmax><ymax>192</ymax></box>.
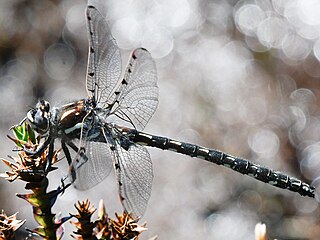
<box><xmin>27</xmin><ymin>100</ymin><xmax>51</xmax><ymax>135</ymax></box>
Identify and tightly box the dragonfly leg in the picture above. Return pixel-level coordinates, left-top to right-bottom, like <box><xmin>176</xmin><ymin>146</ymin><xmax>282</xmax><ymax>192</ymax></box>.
<box><xmin>60</xmin><ymin>175</ymin><xmax>72</xmax><ymax>194</ymax></box>
<box><xmin>66</xmin><ymin>141</ymin><xmax>80</xmax><ymax>152</ymax></box>
<box><xmin>60</xmin><ymin>141</ymin><xmax>85</xmax><ymax>185</ymax></box>
<box><xmin>65</xmin><ymin>141</ymin><xmax>89</xmax><ymax>179</ymax></box>
<box><xmin>44</xmin><ymin>140</ymin><xmax>55</xmax><ymax>173</ymax></box>
<box><xmin>61</xmin><ymin>141</ymin><xmax>72</xmax><ymax>166</ymax></box>
<box><xmin>67</xmin><ymin>141</ymin><xmax>88</xmax><ymax>166</ymax></box>
<box><xmin>57</xmin><ymin>141</ymin><xmax>81</xmax><ymax>186</ymax></box>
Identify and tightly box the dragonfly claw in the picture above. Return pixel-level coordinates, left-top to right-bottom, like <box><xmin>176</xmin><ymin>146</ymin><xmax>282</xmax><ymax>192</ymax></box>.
<box><xmin>60</xmin><ymin>176</ymin><xmax>72</xmax><ymax>194</ymax></box>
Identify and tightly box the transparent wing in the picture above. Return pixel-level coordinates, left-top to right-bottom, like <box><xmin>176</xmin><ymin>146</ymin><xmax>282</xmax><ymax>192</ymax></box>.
<box><xmin>86</xmin><ymin>6</ymin><xmax>158</xmax><ymax>129</ymax></box>
<box><xmin>86</xmin><ymin>5</ymin><xmax>121</xmax><ymax>105</ymax></box>
<box><xmin>109</xmin><ymin>48</ymin><xmax>159</xmax><ymax>130</ymax></box>
<box><xmin>72</xmin><ymin>140</ymin><xmax>113</xmax><ymax>190</ymax></box>
<box><xmin>112</xmin><ymin>141</ymin><xmax>153</xmax><ymax>217</ymax></box>
<box><xmin>70</xmin><ymin>115</ymin><xmax>113</xmax><ymax>190</ymax></box>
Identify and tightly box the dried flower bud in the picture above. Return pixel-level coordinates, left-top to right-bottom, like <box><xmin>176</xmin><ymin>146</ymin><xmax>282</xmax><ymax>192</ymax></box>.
<box><xmin>110</xmin><ymin>211</ymin><xmax>147</xmax><ymax>240</ymax></box>
<box><xmin>0</xmin><ymin>210</ymin><xmax>25</xmax><ymax>240</ymax></box>
<box><xmin>71</xmin><ymin>200</ymin><xmax>97</xmax><ymax>240</ymax></box>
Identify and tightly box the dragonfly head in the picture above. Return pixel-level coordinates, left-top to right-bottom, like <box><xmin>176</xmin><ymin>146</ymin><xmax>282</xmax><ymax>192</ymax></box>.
<box><xmin>27</xmin><ymin>100</ymin><xmax>51</xmax><ymax>135</ymax></box>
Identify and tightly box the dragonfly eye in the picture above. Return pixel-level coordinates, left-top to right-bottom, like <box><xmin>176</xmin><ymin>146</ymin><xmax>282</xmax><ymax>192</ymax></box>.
<box><xmin>27</xmin><ymin>100</ymin><xmax>51</xmax><ymax>134</ymax></box>
<box><xmin>37</xmin><ymin>100</ymin><xmax>50</xmax><ymax>113</ymax></box>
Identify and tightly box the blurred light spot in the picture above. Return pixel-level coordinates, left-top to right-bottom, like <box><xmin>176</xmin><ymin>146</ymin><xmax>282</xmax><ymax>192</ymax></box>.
<box><xmin>248</xmin><ymin>129</ymin><xmax>280</xmax><ymax>158</ymax></box>
<box><xmin>174</xmin><ymin>30</ymin><xmax>199</xmax><ymax>54</ymax></box>
<box><xmin>44</xmin><ymin>43</ymin><xmax>76</xmax><ymax>81</ymax></box>
<box><xmin>239</xmin><ymin>97</ymin><xmax>267</xmax><ymax>125</ymax></box>
<box><xmin>282</xmin><ymin>1</ymin><xmax>301</xmax><ymax>26</ymax></box>
<box><xmin>287</xmin><ymin>116</ymin><xmax>320</xmax><ymax>148</ymax></box>
<box><xmin>0</xmin><ymin>77</ymin><xmax>15</xmax><ymax>121</ymax></box>
<box><xmin>225</xmin><ymin>40</ymin><xmax>253</xmax><ymax>63</ymax></box>
<box><xmin>112</xmin><ymin>17</ymin><xmax>142</xmax><ymax>49</ymax></box>
<box><xmin>150</xmin><ymin>0</ymin><xmax>191</xmax><ymax>28</ymax></box>
<box><xmin>65</xmin><ymin>4</ymin><xmax>86</xmax><ymax>36</ymax></box>
<box><xmin>49</xmin><ymin>84</ymin><xmax>85</xmax><ymax>104</ymax></box>
<box><xmin>243</xmin><ymin>61</ymin><xmax>266</xmax><ymax>89</ymax></box>
<box><xmin>223</xmin><ymin>127</ymin><xmax>249</xmax><ymax>155</ymax></box>
<box><xmin>288</xmin><ymin>127</ymin><xmax>298</xmax><ymax>148</ymax></box>
<box><xmin>281</xmin><ymin>33</ymin><xmax>311</xmax><ymax>61</ymax></box>
<box><xmin>303</xmin><ymin>56</ymin><xmax>320</xmax><ymax>78</ymax></box>
<box><xmin>312</xmin><ymin>178</ymin><xmax>320</xmax><ymax>202</ymax></box>
<box><xmin>0</xmin><ymin>58</ymin><xmax>36</xmax><ymax>122</ymax></box>
<box><xmin>0</xmin><ymin>9</ymin><xmax>27</xmax><ymax>37</ymax></box>
<box><xmin>213</xmin><ymin>89</ymin><xmax>239</xmax><ymax>112</ymax></box>
<box><xmin>296</xmin><ymin>23</ymin><xmax>320</xmax><ymax>41</ymax></box>
<box><xmin>112</xmin><ymin>15</ymin><xmax>174</xmax><ymax>58</ymax></box>
<box><xmin>237</xmin><ymin>190</ymin><xmax>263</xmax><ymax>212</ymax></box>
<box><xmin>301</xmin><ymin>143</ymin><xmax>320</xmax><ymax>179</ymax></box>
<box><xmin>289</xmin><ymin>106</ymin><xmax>306</xmax><ymax>132</ymax></box>
<box><xmin>312</xmin><ymin>38</ymin><xmax>320</xmax><ymax>61</ymax></box>
<box><xmin>272</xmin><ymin>0</ymin><xmax>288</xmax><ymax>15</ymax></box>
<box><xmin>208</xmin><ymin>40</ymin><xmax>251</xmax><ymax>82</ymax></box>
<box><xmin>179</xmin><ymin>128</ymin><xmax>201</xmax><ymax>143</ymax></box>
<box><xmin>245</xmin><ymin>35</ymin><xmax>269</xmax><ymax>52</ymax></box>
<box><xmin>195</xmin><ymin>39</ymin><xmax>225</xmax><ymax>80</ymax></box>
<box><xmin>290</xmin><ymin>88</ymin><xmax>315</xmax><ymax>111</ymax></box>
<box><xmin>275</xmin><ymin>74</ymin><xmax>297</xmax><ymax>98</ymax></box>
<box><xmin>198</xmin><ymin>167</ymin><xmax>229</xmax><ymax>201</ymax></box>
<box><xmin>298</xmin><ymin>0</ymin><xmax>320</xmax><ymax>26</ymax></box>
<box><xmin>263</xmin><ymin>199</ymin><xmax>284</xmax><ymax>220</ymax></box>
<box><xmin>141</xmin><ymin>26</ymin><xmax>174</xmax><ymax>58</ymax></box>
<box><xmin>257</xmin><ymin>17</ymin><xmax>288</xmax><ymax>49</ymax></box>
<box><xmin>298</xmin><ymin>117</ymin><xmax>320</xmax><ymax>145</ymax></box>
<box><xmin>293</xmin><ymin>195</ymin><xmax>318</xmax><ymax>214</ymax></box>
<box><xmin>206</xmin><ymin>2</ymin><xmax>232</xmax><ymax>35</ymax></box>
<box><xmin>205</xmin><ymin>210</ymin><xmax>254</xmax><ymax>239</ymax></box>
<box><xmin>5</xmin><ymin>57</ymin><xmax>37</xmax><ymax>83</ymax></box>
<box><xmin>235</xmin><ymin>4</ymin><xmax>266</xmax><ymax>37</ymax></box>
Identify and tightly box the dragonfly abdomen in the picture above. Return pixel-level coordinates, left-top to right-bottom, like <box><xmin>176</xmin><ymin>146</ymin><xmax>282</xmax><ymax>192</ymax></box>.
<box><xmin>122</xmin><ymin>127</ymin><xmax>315</xmax><ymax>198</ymax></box>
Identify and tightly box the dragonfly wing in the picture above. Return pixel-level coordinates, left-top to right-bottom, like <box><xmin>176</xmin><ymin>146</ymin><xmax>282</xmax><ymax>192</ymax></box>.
<box><xmin>110</xmin><ymin>48</ymin><xmax>159</xmax><ymax>130</ymax></box>
<box><xmin>113</xmin><ymin>141</ymin><xmax>153</xmax><ymax>217</ymax></box>
<box><xmin>72</xmin><ymin>141</ymin><xmax>113</xmax><ymax>190</ymax></box>
<box><xmin>70</xmin><ymin>116</ymin><xmax>113</xmax><ymax>190</ymax></box>
<box><xmin>86</xmin><ymin>6</ymin><xmax>158</xmax><ymax>130</ymax></box>
<box><xmin>86</xmin><ymin>5</ymin><xmax>121</xmax><ymax>105</ymax></box>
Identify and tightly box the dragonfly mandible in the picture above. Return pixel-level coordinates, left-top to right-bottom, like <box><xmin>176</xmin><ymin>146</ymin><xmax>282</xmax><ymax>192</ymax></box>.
<box><xmin>20</xmin><ymin>5</ymin><xmax>315</xmax><ymax>218</ymax></box>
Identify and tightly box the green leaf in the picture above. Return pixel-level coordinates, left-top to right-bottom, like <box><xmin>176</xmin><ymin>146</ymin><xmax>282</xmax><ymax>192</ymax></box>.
<box><xmin>12</xmin><ymin>127</ymin><xmax>24</xmax><ymax>148</ymax></box>
<box><xmin>12</xmin><ymin>122</ymin><xmax>37</xmax><ymax>147</ymax></box>
<box><xmin>26</xmin><ymin>123</ymin><xmax>37</xmax><ymax>144</ymax></box>
<box><xmin>13</xmin><ymin>125</ymin><xmax>24</xmax><ymax>141</ymax></box>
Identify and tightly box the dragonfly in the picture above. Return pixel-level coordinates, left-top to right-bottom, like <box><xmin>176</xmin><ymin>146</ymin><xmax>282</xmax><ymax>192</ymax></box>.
<box><xmin>21</xmin><ymin>5</ymin><xmax>315</xmax><ymax>218</ymax></box>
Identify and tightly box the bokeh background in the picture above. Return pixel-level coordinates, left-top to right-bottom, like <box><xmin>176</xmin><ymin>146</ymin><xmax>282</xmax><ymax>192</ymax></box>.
<box><xmin>1</xmin><ymin>0</ymin><xmax>320</xmax><ymax>239</ymax></box>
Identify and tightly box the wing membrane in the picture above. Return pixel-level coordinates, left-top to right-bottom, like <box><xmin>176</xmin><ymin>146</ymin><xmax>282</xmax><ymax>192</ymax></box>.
<box><xmin>110</xmin><ymin>48</ymin><xmax>158</xmax><ymax>130</ymax></box>
<box><xmin>70</xmin><ymin>114</ymin><xmax>113</xmax><ymax>190</ymax></box>
<box><xmin>86</xmin><ymin>6</ymin><xmax>158</xmax><ymax>130</ymax></box>
<box><xmin>72</xmin><ymin>140</ymin><xmax>113</xmax><ymax>190</ymax></box>
<box><xmin>70</xmin><ymin>6</ymin><xmax>157</xmax><ymax>216</ymax></box>
<box><xmin>113</xmin><ymin>141</ymin><xmax>153</xmax><ymax>217</ymax></box>
<box><xmin>86</xmin><ymin>6</ymin><xmax>121</xmax><ymax>105</ymax></box>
